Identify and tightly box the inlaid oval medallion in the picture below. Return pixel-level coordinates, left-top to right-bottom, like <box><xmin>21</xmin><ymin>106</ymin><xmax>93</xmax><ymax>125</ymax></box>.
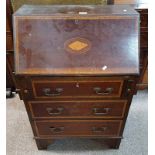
<box><xmin>64</xmin><ymin>37</ymin><xmax>91</xmax><ymax>54</ymax></box>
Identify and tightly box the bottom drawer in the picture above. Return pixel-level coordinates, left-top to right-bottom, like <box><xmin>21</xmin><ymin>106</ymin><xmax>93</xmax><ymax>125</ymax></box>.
<box><xmin>35</xmin><ymin>120</ymin><xmax>122</xmax><ymax>137</ymax></box>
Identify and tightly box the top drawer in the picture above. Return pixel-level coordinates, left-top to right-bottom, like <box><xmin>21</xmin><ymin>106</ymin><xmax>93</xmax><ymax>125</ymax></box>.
<box><xmin>32</xmin><ymin>78</ymin><xmax>124</xmax><ymax>99</ymax></box>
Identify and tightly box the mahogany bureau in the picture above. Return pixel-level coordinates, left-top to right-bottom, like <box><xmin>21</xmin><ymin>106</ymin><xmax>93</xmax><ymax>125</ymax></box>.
<box><xmin>13</xmin><ymin>5</ymin><xmax>139</xmax><ymax>149</ymax></box>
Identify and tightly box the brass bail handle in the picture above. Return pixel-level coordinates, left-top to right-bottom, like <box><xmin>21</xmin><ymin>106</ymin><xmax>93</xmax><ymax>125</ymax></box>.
<box><xmin>43</xmin><ymin>88</ymin><xmax>63</xmax><ymax>96</ymax></box>
<box><xmin>94</xmin><ymin>87</ymin><xmax>113</xmax><ymax>95</ymax></box>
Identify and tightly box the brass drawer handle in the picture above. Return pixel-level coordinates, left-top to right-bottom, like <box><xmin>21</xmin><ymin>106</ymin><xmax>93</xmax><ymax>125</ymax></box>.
<box><xmin>94</xmin><ymin>87</ymin><xmax>113</xmax><ymax>95</ymax></box>
<box><xmin>92</xmin><ymin>127</ymin><xmax>107</xmax><ymax>133</ymax></box>
<box><xmin>93</xmin><ymin>108</ymin><xmax>111</xmax><ymax>115</ymax></box>
<box><xmin>43</xmin><ymin>88</ymin><xmax>63</xmax><ymax>96</ymax></box>
<box><xmin>46</xmin><ymin>107</ymin><xmax>64</xmax><ymax>115</ymax></box>
<box><xmin>49</xmin><ymin>127</ymin><xmax>64</xmax><ymax>133</ymax></box>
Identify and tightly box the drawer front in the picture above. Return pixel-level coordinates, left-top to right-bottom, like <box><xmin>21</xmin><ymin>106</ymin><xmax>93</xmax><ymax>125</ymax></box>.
<box><xmin>35</xmin><ymin>120</ymin><xmax>122</xmax><ymax>137</ymax></box>
<box><xmin>32</xmin><ymin>79</ymin><xmax>124</xmax><ymax>99</ymax></box>
<box><xmin>29</xmin><ymin>100</ymin><xmax>127</xmax><ymax>119</ymax></box>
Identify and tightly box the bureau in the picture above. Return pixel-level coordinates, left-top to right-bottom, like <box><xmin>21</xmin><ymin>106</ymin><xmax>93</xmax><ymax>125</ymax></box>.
<box><xmin>13</xmin><ymin>5</ymin><xmax>139</xmax><ymax>149</ymax></box>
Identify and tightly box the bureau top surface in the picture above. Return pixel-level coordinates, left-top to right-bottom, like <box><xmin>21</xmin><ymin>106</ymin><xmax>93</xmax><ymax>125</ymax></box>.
<box><xmin>14</xmin><ymin>5</ymin><xmax>138</xmax><ymax>16</ymax></box>
<box><xmin>13</xmin><ymin>5</ymin><xmax>139</xmax><ymax>76</ymax></box>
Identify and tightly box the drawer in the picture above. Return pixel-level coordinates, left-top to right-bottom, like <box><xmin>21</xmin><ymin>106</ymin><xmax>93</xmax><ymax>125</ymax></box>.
<box><xmin>32</xmin><ymin>79</ymin><xmax>124</xmax><ymax>99</ymax></box>
<box><xmin>29</xmin><ymin>100</ymin><xmax>127</xmax><ymax>119</ymax></box>
<box><xmin>35</xmin><ymin>120</ymin><xmax>122</xmax><ymax>137</ymax></box>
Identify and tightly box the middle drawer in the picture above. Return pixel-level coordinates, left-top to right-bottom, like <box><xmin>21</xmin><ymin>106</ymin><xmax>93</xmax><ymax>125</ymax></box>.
<box><xmin>28</xmin><ymin>100</ymin><xmax>127</xmax><ymax>119</ymax></box>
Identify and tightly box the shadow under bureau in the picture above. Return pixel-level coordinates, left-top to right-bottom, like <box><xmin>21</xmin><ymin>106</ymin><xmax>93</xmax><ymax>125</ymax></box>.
<box><xmin>13</xmin><ymin>5</ymin><xmax>139</xmax><ymax>149</ymax></box>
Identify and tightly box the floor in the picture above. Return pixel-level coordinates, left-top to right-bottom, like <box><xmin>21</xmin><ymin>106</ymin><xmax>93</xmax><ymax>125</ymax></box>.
<box><xmin>6</xmin><ymin>90</ymin><xmax>148</xmax><ymax>155</ymax></box>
